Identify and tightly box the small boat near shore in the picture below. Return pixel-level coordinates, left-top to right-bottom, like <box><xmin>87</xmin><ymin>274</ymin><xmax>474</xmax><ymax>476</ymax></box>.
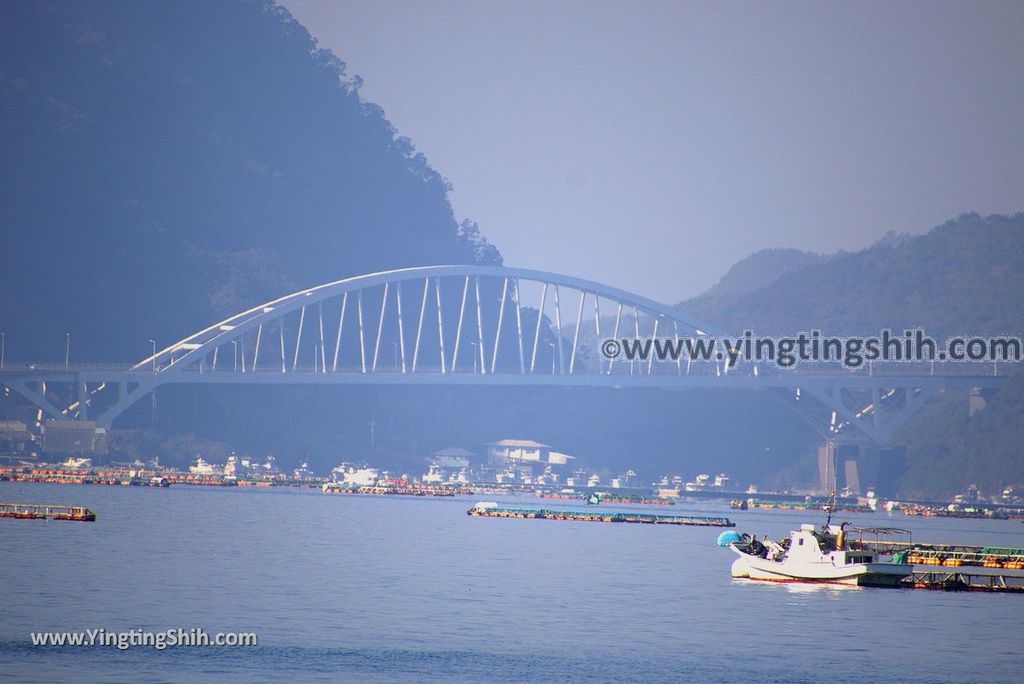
<box><xmin>725</xmin><ymin>523</ymin><xmax>912</xmax><ymax>587</ymax></box>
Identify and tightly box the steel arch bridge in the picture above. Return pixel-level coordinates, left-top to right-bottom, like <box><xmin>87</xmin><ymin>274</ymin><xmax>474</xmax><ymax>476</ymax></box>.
<box><xmin>139</xmin><ymin>264</ymin><xmax>725</xmax><ymax>378</ymax></box>
<box><xmin>0</xmin><ymin>265</ymin><xmax>1007</xmax><ymax>443</ymax></box>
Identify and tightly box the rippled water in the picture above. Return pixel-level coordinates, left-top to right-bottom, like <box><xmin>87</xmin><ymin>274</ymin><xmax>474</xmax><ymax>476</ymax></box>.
<box><xmin>1</xmin><ymin>482</ymin><xmax>1022</xmax><ymax>682</ymax></box>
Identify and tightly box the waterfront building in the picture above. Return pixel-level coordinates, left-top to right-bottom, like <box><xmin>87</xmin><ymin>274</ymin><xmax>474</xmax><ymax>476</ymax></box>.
<box><xmin>487</xmin><ymin>439</ymin><xmax>550</xmax><ymax>464</ymax></box>
<box><xmin>0</xmin><ymin>420</ymin><xmax>34</xmax><ymax>457</ymax></box>
<box><xmin>41</xmin><ymin>420</ymin><xmax>107</xmax><ymax>456</ymax></box>
<box><xmin>486</xmin><ymin>439</ymin><xmax>576</xmax><ymax>483</ymax></box>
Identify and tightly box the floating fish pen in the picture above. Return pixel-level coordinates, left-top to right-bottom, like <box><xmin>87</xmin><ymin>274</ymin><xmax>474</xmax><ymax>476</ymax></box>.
<box><xmin>891</xmin><ymin>546</ymin><xmax>1024</xmax><ymax>589</ymax></box>
<box><xmin>0</xmin><ymin>503</ymin><xmax>96</xmax><ymax>522</ymax></box>
<box><xmin>900</xmin><ymin>504</ymin><xmax>1021</xmax><ymax>520</ymax></box>
<box><xmin>592</xmin><ymin>495</ymin><xmax>674</xmax><ymax>506</ymax></box>
<box><xmin>468</xmin><ymin>503</ymin><xmax>734</xmax><ymax>527</ymax></box>
<box><xmin>323</xmin><ymin>483</ymin><xmax>458</xmax><ymax>497</ymax></box>
<box><xmin>902</xmin><ymin>566</ymin><xmax>1024</xmax><ymax>592</ymax></box>
<box><xmin>850</xmin><ymin>536</ymin><xmax>1024</xmax><ymax>592</ymax></box>
<box><xmin>731</xmin><ymin>498</ymin><xmax>872</xmax><ymax>513</ymax></box>
<box><xmin>899</xmin><ymin>545</ymin><xmax>1024</xmax><ymax>569</ymax></box>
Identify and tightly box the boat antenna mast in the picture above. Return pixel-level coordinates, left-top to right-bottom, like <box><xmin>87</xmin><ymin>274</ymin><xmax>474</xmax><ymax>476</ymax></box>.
<box><xmin>823</xmin><ymin>440</ymin><xmax>838</xmax><ymax>531</ymax></box>
<box><xmin>824</xmin><ymin>485</ymin><xmax>836</xmax><ymax>530</ymax></box>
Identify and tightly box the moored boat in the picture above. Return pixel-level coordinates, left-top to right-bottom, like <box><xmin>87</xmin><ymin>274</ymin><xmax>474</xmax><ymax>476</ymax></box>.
<box><xmin>726</xmin><ymin>523</ymin><xmax>912</xmax><ymax>587</ymax></box>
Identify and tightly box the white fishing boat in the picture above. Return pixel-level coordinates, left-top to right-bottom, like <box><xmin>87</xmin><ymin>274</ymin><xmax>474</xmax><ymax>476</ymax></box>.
<box><xmin>727</xmin><ymin>523</ymin><xmax>912</xmax><ymax>587</ymax></box>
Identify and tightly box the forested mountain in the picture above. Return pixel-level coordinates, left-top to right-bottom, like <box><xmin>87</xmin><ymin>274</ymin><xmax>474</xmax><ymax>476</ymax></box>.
<box><xmin>896</xmin><ymin>376</ymin><xmax>1024</xmax><ymax>499</ymax></box>
<box><xmin>0</xmin><ymin>0</ymin><xmax>498</xmax><ymax>363</ymax></box>
<box><xmin>678</xmin><ymin>213</ymin><xmax>1024</xmax><ymax>498</ymax></box>
<box><xmin>678</xmin><ymin>213</ymin><xmax>1024</xmax><ymax>339</ymax></box>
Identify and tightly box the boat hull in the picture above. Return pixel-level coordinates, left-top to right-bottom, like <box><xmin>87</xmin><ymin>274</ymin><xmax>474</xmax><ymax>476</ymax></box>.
<box><xmin>731</xmin><ymin>551</ymin><xmax>911</xmax><ymax>587</ymax></box>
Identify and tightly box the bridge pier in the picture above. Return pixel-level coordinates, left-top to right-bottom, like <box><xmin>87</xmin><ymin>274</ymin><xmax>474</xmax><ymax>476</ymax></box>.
<box><xmin>76</xmin><ymin>376</ymin><xmax>88</xmax><ymax>421</ymax></box>
<box><xmin>817</xmin><ymin>438</ymin><xmax>906</xmax><ymax>498</ymax></box>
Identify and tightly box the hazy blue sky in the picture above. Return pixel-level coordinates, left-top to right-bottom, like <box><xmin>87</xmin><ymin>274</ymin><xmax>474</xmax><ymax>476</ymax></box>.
<box><xmin>285</xmin><ymin>0</ymin><xmax>1024</xmax><ymax>302</ymax></box>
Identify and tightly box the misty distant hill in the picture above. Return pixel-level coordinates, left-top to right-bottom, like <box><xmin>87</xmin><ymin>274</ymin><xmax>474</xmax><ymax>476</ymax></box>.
<box><xmin>678</xmin><ymin>213</ymin><xmax>1024</xmax><ymax>338</ymax></box>
<box><xmin>680</xmin><ymin>248</ymin><xmax>830</xmax><ymax>323</ymax></box>
<box><xmin>678</xmin><ymin>213</ymin><xmax>1024</xmax><ymax>498</ymax></box>
<box><xmin>0</xmin><ymin>0</ymin><xmax>498</xmax><ymax>362</ymax></box>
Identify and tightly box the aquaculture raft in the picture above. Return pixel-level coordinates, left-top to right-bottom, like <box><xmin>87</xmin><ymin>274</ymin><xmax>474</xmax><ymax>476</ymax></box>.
<box><xmin>0</xmin><ymin>503</ymin><xmax>96</xmax><ymax>521</ymax></box>
<box><xmin>881</xmin><ymin>545</ymin><xmax>1024</xmax><ymax>591</ymax></box>
<box><xmin>468</xmin><ymin>504</ymin><xmax>734</xmax><ymax>527</ymax></box>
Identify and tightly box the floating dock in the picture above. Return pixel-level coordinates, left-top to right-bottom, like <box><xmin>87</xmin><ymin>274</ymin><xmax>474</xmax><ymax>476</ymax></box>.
<box><xmin>591</xmin><ymin>495</ymin><xmax>674</xmax><ymax>506</ymax></box>
<box><xmin>902</xmin><ymin>546</ymin><xmax>1024</xmax><ymax>590</ymax></box>
<box><xmin>903</xmin><ymin>565</ymin><xmax>1024</xmax><ymax>592</ymax></box>
<box><xmin>0</xmin><ymin>503</ymin><xmax>96</xmax><ymax>522</ymax></box>
<box><xmin>856</xmin><ymin>542</ymin><xmax>1024</xmax><ymax>592</ymax></box>
<box><xmin>732</xmin><ymin>498</ymin><xmax>872</xmax><ymax>513</ymax></box>
<box><xmin>468</xmin><ymin>503</ymin><xmax>734</xmax><ymax>527</ymax></box>
<box><xmin>324</xmin><ymin>483</ymin><xmax>458</xmax><ymax>497</ymax></box>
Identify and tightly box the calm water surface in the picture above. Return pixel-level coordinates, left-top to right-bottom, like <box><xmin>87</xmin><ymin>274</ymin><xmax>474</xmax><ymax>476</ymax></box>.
<box><xmin>1</xmin><ymin>481</ymin><xmax>1022</xmax><ymax>682</ymax></box>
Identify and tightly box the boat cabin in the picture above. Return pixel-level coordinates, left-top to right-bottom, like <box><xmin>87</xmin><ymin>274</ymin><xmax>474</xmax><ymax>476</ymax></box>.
<box><xmin>786</xmin><ymin>524</ymin><xmax>876</xmax><ymax>565</ymax></box>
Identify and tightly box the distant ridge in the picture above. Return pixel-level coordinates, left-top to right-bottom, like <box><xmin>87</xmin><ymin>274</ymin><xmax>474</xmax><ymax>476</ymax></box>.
<box><xmin>679</xmin><ymin>248</ymin><xmax>829</xmax><ymax>321</ymax></box>
<box><xmin>0</xmin><ymin>0</ymin><xmax>499</xmax><ymax>362</ymax></box>
<box><xmin>677</xmin><ymin>213</ymin><xmax>1024</xmax><ymax>337</ymax></box>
